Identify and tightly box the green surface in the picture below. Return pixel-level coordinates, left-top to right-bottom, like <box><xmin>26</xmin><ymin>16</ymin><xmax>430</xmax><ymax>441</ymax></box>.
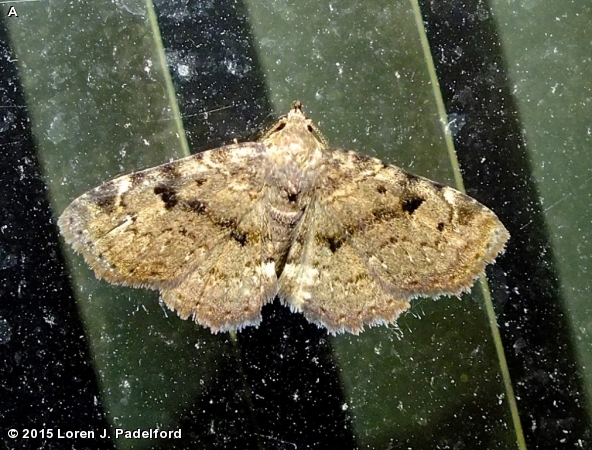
<box><xmin>4</xmin><ymin>2</ymin><xmax>218</xmax><ymax>446</ymax></box>
<box><xmin>491</xmin><ymin>0</ymin><xmax>592</xmax><ymax>412</ymax></box>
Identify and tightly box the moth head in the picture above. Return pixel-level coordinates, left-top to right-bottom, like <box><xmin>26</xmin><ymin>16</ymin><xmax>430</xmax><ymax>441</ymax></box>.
<box><xmin>261</xmin><ymin>101</ymin><xmax>328</xmax><ymax>150</ymax></box>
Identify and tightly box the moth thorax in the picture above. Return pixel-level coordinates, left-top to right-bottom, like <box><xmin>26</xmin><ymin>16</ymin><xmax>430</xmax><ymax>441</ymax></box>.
<box><xmin>267</xmin><ymin>157</ymin><xmax>320</xmax><ymax>203</ymax></box>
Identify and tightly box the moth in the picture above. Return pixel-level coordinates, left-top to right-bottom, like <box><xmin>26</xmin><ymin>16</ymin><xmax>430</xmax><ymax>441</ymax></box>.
<box><xmin>59</xmin><ymin>102</ymin><xmax>509</xmax><ymax>334</ymax></box>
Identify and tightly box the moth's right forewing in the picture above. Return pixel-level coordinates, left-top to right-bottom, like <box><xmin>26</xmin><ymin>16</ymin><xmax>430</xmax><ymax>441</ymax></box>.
<box><xmin>58</xmin><ymin>143</ymin><xmax>269</xmax><ymax>288</ymax></box>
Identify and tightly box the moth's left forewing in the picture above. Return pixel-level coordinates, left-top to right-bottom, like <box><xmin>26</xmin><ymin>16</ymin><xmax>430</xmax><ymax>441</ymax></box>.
<box><xmin>319</xmin><ymin>150</ymin><xmax>509</xmax><ymax>299</ymax></box>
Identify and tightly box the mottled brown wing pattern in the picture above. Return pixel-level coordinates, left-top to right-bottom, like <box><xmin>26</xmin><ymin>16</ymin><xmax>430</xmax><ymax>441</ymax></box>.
<box><xmin>59</xmin><ymin>143</ymin><xmax>277</xmax><ymax>332</ymax></box>
<box><xmin>279</xmin><ymin>150</ymin><xmax>508</xmax><ymax>334</ymax></box>
<box><xmin>160</xmin><ymin>197</ymin><xmax>277</xmax><ymax>332</ymax></box>
<box><xmin>59</xmin><ymin>102</ymin><xmax>509</xmax><ymax>335</ymax></box>
<box><xmin>278</xmin><ymin>199</ymin><xmax>411</xmax><ymax>334</ymax></box>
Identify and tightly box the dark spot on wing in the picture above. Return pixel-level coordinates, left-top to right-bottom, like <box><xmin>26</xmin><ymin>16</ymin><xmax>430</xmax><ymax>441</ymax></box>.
<box><xmin>376</xmin><ymin>185</ymin><xmax>387</xmax><ymax>195</ymax></box>
<box><xmin>437</xmin><ymin>222</ymin><xmax>445</xmax><ymax>231</ymax></box>
<box><xmin>154</xmin><ymin>184</ymin><xmax>178</xmax><ymax>209</ymax></box>
<box><xmin>326</xmin><ymin>235</ymin><xmax>345</xmax><ymax>253</ymax></box>
<box><xmin>230</xmin><ymin>229</ymin><xmax>247</xmax><ymax>246</ymax></box>
<box><xmin>94</xmin><ymin>194</ymin><xmax>118</xmax><ymax>212</ymax></box>
<box><xmin>130</xmin><ymin>172</ymin><xmax>147</xmax><ymax>187</ymax></box>
<box><xmin>401</xmin><ymin>196</ymin><xmax>424</xmax><ymax>214</ymax></box>
<box><xmin>183</xmin><ymin>198</ymin><xmax>207</xmax><ymax>213</ymax></box>
<box><xmin>159</xmin><ymin>162</ymin><xmax>181</xmax><ymax>179</ymax></box>
<box><xmin>90</xmin><ymin>183</ymin><xmax>118</xmax><ymax>212</ymax></box>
